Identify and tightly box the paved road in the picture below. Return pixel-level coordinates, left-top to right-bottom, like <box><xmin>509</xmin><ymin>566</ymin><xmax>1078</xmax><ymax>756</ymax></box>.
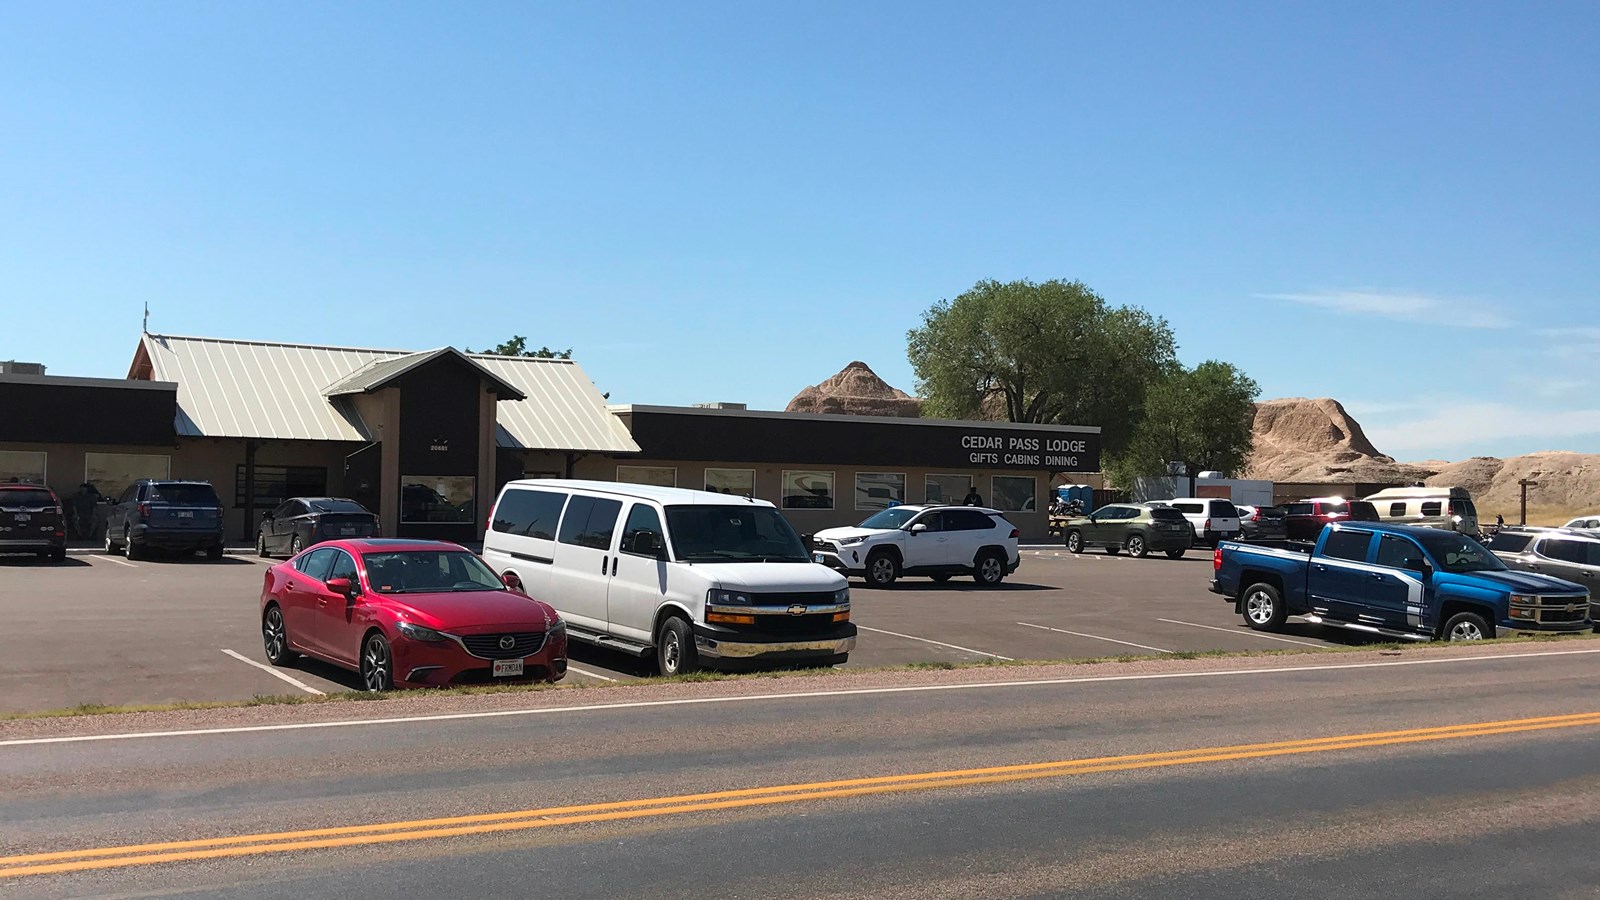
<box><xmin>1</xmin><ymin>547</ymin><xmax>1369</xmax><ymax>712</ymax></box>
<box><xmin>3</xmin><ymin>644</ymin><xmax>1598</xmax><ymax>897</ymax></box>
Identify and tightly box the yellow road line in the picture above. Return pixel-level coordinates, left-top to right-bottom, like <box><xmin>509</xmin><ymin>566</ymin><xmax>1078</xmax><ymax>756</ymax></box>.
<box><xmin>4</xmin><ymin>710</ymin><xmax>1599</xmax><ymax>879</ymax></box>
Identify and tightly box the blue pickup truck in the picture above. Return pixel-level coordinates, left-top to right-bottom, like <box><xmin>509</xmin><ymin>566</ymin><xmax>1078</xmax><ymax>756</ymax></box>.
<box><xmin>1211</xmin><ymin>522</ymin><xmax>1593</xmax><ymax>641</ymax></box>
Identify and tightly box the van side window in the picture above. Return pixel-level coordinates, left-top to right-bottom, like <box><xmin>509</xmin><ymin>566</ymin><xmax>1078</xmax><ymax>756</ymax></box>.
<box><xmin>1389</xmin><ymin>502</ymin><xmax>1406</xmax><ymax>517</ymax></box>
<box><xmin>621</xmin><ymin>503</ymin><xmax>665</xmax><ymax>556</ymax></box>
<box><xmin>1323</xmin><ymin>529</ymin><xmax>1373</xmax><ymax>562</ymax></box>
<box><xmin>492</xmin><ymin>489</ymin><xmax>567</xmax><ymax>540</ymax></box>
<box><xmin>1420</xmin><ymin>501</ymin><xmax>1443</xmax><ymax>517</ymax></box>
<box><xmin>1375</xmin><ymin>535</ymin><xmax>1424</xmax><ymax>571</ymax></box>
<box><xmin>558</xmin><ymin>495</ymin><xmax>624</xmax><ymax>550</ymax></box>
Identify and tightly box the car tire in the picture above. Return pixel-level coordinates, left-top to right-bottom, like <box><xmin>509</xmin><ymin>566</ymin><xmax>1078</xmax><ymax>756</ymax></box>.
<box><xmin>657</xmin><ymin>616</ymin><xmax>699</xmax><ymax>676</ymax></box>
<box><xmin>256</xmin><ymin>532</ymin><xmax>269</xmax><ymax>559</ymax></box>
<box><xmin>1241</xmin><ymin>582</ymin><xmax>1288</xmax><ymax>631</ymax></box>
<box><xmin>262</xmin><ymin>604</ymin><xmax>296</xmax><ymax>666</ymax></box>
<box><xmin>1127</xmin><ymin>535</ymin><xmax>1148</xmax><ymax>558</ymax></box>
<box><xmin>123</xmin><ymin>528</ymin><xmax>143</xmax><ymax>561</ymax></box>
<box><xmin>49</xmin><ymin>548</ymin><xmax>66</xmax><ymax>563</ymax></box>
<box><xmin>104</xmin><ymin>527</ymin><xmax>119</xmax><ymax>554</ymax></box>
<box><xmin>864</xmin><ymin>550</ymin><xmax>899</xmax><ymax>587</ymax></box>
<box><xmin>974</xmin><ymin>552</ymin><xmax>1006</xmax><ymax>586</ymax></box>
<box><xmin>206</xmin><ymin>543</ymin><xmax>224</xmax><ymax>561</ymax></box>
<box><xmin>1165</xmin><ymin>548</ymin><xmax>1185</xmax><ymax>560</ymax></box>
<box><xmin>1443</xmin><ymin>611</ymin><xmax>1492</xmax><ymax>642</ymax></box>
<box><xmin>288</xmin><ymin>535</ymin><xmax>301</xmax><ymax>558</ymax></box>
<box><xmin>1065</xmin><ymin>531</ymin><xmax>1083</xmax><ymax>554</ymax></box>
<box><xmin>1103</xmin><ymin>546</ymin><xmax>1120</xmax><ymax>556</ymax></box>
<box><xmin>931</xmin><ymin>574</ymin><xmax>952</xmax><ymax>583</ymax></box>
<box><xmin>360</xmin><ymin>632</ymin><xmax>394</xmax><ymax>691</ymax></box>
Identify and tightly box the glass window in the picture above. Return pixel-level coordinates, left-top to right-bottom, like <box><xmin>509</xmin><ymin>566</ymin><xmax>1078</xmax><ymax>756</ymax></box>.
<box><xmin>1319</xmin><ymin>500</ymin><xmax>1349</xmax><ymax>515</ymax></box>
<box><xmin>309</xmin><ymin>499</ymin><xmax>366</xmax><ymax>513</ymax></box>
<box><xmin>1376</xmin><ymin>535</ymin><xmax>1425</xmax><ymax>570</ymax></box>
<box><xmin>0</xmin><ymin>486</ymin><xmax>55</xmax><ymax>508</ymax></box>
<box><xmin>924</xmin><ymin>474</ymin><xmax>972</xmax><ymax>504</ymax></box>
<box><xmin>294</xmin><ymin>547</ymin><xmax>337</xmax><ymax>580</ymax></box>
<box><xmin>1450</xmin><ymin>499</ymin><xmax>1478</xmax><ymax>518</ymax></box>
<box><xmin>1284</xmin><ymin>503</ymin><xmax>1314</xmax><ymax>516</ymax></box>
<box><xmin>0</xmin><ymin>450</ymin><xmax>47</xmax><ymax>485</ymax></box>
<box><xmin>491</xmin><ymin>488</ymin><xmax>567</xmax><ymax>540</ymax></box>
<box><xmin>1487</xmin><ymin>532</ymin><xmax>1532</xmax><ymax>553</ymax></box>
<box><xmin>854</xmin><ymin>472</ymin><xmax>907</xmax><ymax>511</ymax></box>
<box><xmin>327</xmin><ymin>550</ymin><xmax>358</xmax><ymax>584</ymax></box>
<box><xmin>149</xmin><ymin>483</ymin><xmax>220</xmax><ymax>505</ymax></box>
<box><xmin>1150</xmin><ymin>507</ymin><xmax>1187</xmax><ymax>522</ymax></box>
<box><xmin>1584</xmin><ymin>543</ymin><xmax>1600</xmax><ymax>567</ymax></box>
<box><xmin>1389</xmin><ymin>502</ymin><xmax>1407</xmax><ymax>517</ymax></box>
<box><xmin>1171</xmin><ymin>502</ymin><xmax>1202</xmax><ymax>514</ymax></box>
<box><xmin>1208</xmin><ymin>500</ymin><xmax>1239</xmax><ymax>517</ymax></box>
<box><xmin>557</xmin><ymin>495</ymin><xmax>623</xmax><ymax>550</ymax></box>
<box><xmin>1540</xmin><ymin>539</ymin><xmax>1587</xmax><ymax>564</ymax></box>
<box><xmin>235</xmin><ymin>465</ymin><xmax>327</xmax><ymax>508</ymax></box>
<box><xmin>946</xmin><ymin>509</ymin><xmax>996</xmax><ymax>531</ymax></box>
<box><xmin>1322</xmin><ymin>529</ymin><xmax>1373</xmax><ymax>562</ymax></box>
<box><xmin>910</xmin><ymin>511</ymin><xmax>944</xmax><ymax>532</ymax></box>
<box><xmin>991</xmin><ymin>476</ymin><xmax>1035</xmax><ymax>512</ymax></box>
<box><xmin>1420</xmin><ymin>501</ymin><xmax>1443</xmax><ymax>517</ymax></box>
<box><xmin>621</xmin><ymin>503</ymin><xmax>665</xmax><ymax>556</ymax></box>
<box><xmin>704</xmin><ymin>468</ymin><xmax>754</xmax><ymax>497</ymax></box>
<box><xmin>1350</xmin><ymin>502</ymin><xmax>1380</xmax><ymax>521</ymax></box>
<box><xmin>859</xmin><ymin>507</ymin><xmax>920</xmax><ymax>529</ymax></box>
<box><xmin>85</xmin><ymin>452</ymin><xmax>170</xmax><ymax>501</ymax></box>
<box><xmin>361</xmin><ymin>549</ymin><xmax>504</xmax><ymax>594</ymax></box>
<box><xmin>781</xmin><ymin>470</ymin><xmax>835</xmax><ymax>510</ymax></box>
<box><xmin>401</xmin><ymin>476</ymin><xmax>476</xmax><ymax>524</ymax></box>
<box><xmin>1416</xmin><ymin>531</ymin><xmax>1506</xmax><ymax>573</ymax></box>
<box><xmin>663</xmin><ymin>505</ymin><xmax>810</xmax><ymax>563</ymax></box>
<box><xmin>616</xmin><ymin>465</ymin><xmax>676</xmax><ymax>487</ymax></box>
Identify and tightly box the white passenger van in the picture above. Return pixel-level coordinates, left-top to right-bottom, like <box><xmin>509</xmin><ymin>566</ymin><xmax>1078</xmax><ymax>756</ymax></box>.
<box><xmin>482</xmin><ymin>480</ymin><xmax>854</xmax><ymax>676</ymax></box>
<box><xmin>1364</xmin><ymin>486</ymin><xmax>1481</xmax><ymax>537</ymax></box>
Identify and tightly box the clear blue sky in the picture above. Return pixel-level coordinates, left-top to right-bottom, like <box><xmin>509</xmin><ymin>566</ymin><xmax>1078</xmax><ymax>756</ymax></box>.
<box><xmin>3</xmin><ymin>2</ymin><xmax>1597</xmax><ymax>462</ymax></box>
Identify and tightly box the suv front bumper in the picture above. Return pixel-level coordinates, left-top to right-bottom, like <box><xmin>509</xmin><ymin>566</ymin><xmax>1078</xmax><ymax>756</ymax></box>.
<box><xmin>813</xmin><ymin>549</ymin><xmax>862</xmax><ymax>574</ymax></box>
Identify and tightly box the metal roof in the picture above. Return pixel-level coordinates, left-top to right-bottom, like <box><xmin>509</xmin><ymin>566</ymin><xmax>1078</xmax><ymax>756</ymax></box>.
<box><xmin>323</xmin><ymin>348</ymin><xmax>526</xmax><ymax>400</ymax></box>
<box><xmin>133</xmin><ymin>334</ymin><xmax>639</xmax><ymax>453</ymax></box>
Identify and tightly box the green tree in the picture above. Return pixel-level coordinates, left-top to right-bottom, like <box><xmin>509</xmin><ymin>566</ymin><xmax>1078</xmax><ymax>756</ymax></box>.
<box><xmin>1110</xmin><ymin>361</ymin><xmax>1260</xmax><ymax>486</ymax></box>
<box><xmin>467</xmin><ymin>336</ymin><xmax>572</xmax><ymax>358</ymax></box>
<box><xmin>906</xmin><ymin>279</ymin><xmax>1177</xmax><ymax>457</ymax></box>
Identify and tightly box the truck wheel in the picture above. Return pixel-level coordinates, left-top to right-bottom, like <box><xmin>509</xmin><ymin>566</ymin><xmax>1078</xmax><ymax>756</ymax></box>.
<box><xmin>657</xmin><ymin>617</ymin><xmax>700</xmax><ymax>676</ymax></box>
<box><xmin>1241</xmin><ymin>583</ymin><xmax>1287</xmax><ymax>631</ymax></box>
<box><xmin>1126</xmin><ymin>535</ymin><xmax>1148</xmax><ymax>558</ymax></box>
<box><xmin>865</xmin><ymin>550</ymin><xmax>899</xmax><ymax>587</ymax></box>
<box><xmin>1065</xmin><ymin>531</ymin><xmax>1083</xmax><ymax>554</ymax></box>
<box><xmin>1443</xmin><ymin>611</ymin><xmax>1492</xmax><ymax>641</ymax></box>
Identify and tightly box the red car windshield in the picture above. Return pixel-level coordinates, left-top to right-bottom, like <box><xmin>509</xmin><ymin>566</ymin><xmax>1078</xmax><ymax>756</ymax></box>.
<box><xmin>362</xmin><ymin>550</ymin><xmax>504</xmax><ymax>594</ymax></box>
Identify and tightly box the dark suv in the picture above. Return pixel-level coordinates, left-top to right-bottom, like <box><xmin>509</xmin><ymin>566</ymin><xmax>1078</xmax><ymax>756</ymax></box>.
<box><xmin>0</xmin><ymin>483</ymin><xmax>68</xmax><ymax>561</ymax></box>
<box><xmin>104</xmin><ymin>480</ymin><xmax>227</xmax><ymax>560</ymax></box>
<box><xmin>1061</xmin><ymin>503</ymin><xmax>1194</xmax><ymax>559</ymax></box>
<box><xmin>1282</xmin><ymin>497</ymin><xmax>1380</xmax><ymax>543</ymax></box>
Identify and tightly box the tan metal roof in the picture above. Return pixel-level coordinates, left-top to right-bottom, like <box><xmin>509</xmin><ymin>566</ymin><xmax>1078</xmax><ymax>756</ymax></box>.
<box><xmin>134</xmin><ymin>334</ymin><xmax>639</xmax><ymax>453</ymax></box>
<box><xmin>323</xmin><ymin>348</ymin><xmax>526</xmax><ymax>400</ymax></box>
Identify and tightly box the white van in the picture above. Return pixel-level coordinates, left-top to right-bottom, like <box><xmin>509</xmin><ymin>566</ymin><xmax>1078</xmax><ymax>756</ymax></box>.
<box><xmin>1364</xmin><ymin>486</ymin><xmax>1481</xmax><ymax>537</ymax></box>
<box><xmin>482</xmin><ymin>480</ymin><xmax>854</xmax><ymax>676</ymax></box>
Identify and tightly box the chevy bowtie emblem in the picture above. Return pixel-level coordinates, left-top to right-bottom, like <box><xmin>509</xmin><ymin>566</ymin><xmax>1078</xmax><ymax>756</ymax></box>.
<box><xmin>787</xmin><ymin>605</ymin><xmax>807</xmax><ymax>616</ymax></box>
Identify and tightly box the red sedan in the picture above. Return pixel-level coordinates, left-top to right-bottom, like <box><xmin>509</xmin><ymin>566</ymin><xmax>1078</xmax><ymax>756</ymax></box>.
<box><xmin>260</xmin><ymin>538</ymin><xmax>567</xmax><ymax>690</ymax></box>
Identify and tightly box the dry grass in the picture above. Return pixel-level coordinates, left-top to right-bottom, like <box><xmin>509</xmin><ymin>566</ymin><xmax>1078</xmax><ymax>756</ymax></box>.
<box><xmin>1484</xmin><ymin>504</ymin><xmax>1597</xmax><ymax>528</ymax></box>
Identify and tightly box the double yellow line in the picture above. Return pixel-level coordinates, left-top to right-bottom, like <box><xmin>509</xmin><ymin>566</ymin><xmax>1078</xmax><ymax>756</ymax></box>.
<box><xmin>6</xmin><ymin>710</ymin><xmax>1600</xmax><ymax>879</ymax></box>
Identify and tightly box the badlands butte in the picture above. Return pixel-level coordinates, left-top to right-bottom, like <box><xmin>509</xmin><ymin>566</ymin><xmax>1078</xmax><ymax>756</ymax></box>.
<box><xmin>785</xmin><ymin>362</ymin><xmax>1599</xmax><ymax>524</ymax></box>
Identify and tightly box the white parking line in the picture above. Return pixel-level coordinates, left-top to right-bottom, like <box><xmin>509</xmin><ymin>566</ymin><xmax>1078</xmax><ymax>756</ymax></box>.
<box><xmin>566</xmin><ymin>665</ymin><xmax>619</xmax><ymax>682</ymax></box>
<box><xmin>856</xmin><ymin>625</ymin><xmax>1014</xmax><ymax>661</ymax></box>
<box><xmin>1157</xmin><ymin>618</ymin><xmax>1326</xmax><ymax>648</ymax></box>
<box><xmin>94</xmin><ymin>556</ymin><xmax>139</xmax><ymax>568</ymax></box>
<box><xmin>220</xmin><ymin>649</ymin><xmax>327</xmax><ymax>696</ymax></box>
<box><xmin>1017</xmin><ymin>622</ymin><xmax>1172</xmax><ymax>654</ymax></box>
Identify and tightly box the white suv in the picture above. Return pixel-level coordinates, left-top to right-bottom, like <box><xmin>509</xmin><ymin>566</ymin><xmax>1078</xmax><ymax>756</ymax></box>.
<box><xmin>811</xmin><ymin>505</ymin><xmax>1021</xmax><ymax>587</ymax></box>
<box><xmin>1162</xmin><ymin>498</ymin><xmax>1242</xmax><ymax>547</ymax></box>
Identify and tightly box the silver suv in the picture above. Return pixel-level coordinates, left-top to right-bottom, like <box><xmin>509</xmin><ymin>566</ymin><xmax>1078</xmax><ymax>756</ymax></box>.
<box><xmin>1487</xmin><ymin>527</ymin><xmax>1600</xmax><ymax>625</ymax></box>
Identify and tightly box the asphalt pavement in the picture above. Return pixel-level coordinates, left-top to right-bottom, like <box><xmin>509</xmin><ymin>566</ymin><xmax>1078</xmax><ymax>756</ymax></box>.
<box><xmin>2</xmin><ymin>643</ymin><xmax>1599</xmax><ymax>897</ymax></box>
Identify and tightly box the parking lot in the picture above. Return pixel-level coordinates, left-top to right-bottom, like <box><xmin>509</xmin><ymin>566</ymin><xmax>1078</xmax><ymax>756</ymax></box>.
<box><xmin>0</xmin><ymin>546</ymin><xmax>1372</xmax><ymax>714</ymax></box>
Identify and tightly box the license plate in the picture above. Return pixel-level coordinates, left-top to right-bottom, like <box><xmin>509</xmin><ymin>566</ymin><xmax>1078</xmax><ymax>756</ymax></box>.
<box><xmin>340</xmin><ymin>528</ymin><xmax>356</xmax><ymax>535</ymax></box>
<box><xmin>14</xmin><ymin>514</ymin><xmax>28</xmax><ymax>522</ymax></box>
<box><xmin>813</xmin><ymin>552</ymin><xmax>825</xmax><ymax>563</ymax></box>
<box><xmin>492</xmin><ymin>658</ymin><xmax>524</xmax><ymax>678</ymax></box>
<box><xmin>177</xmin><ymin>511</ymin><xmax>194</xmax><ymax>518</ymax></box>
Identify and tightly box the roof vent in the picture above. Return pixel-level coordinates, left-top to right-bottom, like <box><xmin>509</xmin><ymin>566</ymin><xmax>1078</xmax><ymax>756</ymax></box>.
<box><xmin>0</xmin><ymin>361</ymin><xmax>46</xmax><ymax>376</ymax></box>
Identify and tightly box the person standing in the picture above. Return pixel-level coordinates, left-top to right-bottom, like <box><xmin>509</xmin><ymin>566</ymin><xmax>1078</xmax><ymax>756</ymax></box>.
<box><xmin>963</xmin><ymin>485</ymin><xmax>983</xmax><ymax>507</ymax></box>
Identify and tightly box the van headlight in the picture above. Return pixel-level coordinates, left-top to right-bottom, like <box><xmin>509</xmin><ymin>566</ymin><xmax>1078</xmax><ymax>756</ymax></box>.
<box><xmin>833</xmin><ymin>587</ymin><xmax>850</xmax><ymax>604</ymax></box>
<box><xmin>708</xmin><ymin>589</ymin><xmax>751</xmax><ymax>606</ymax></box>
<box><xmin>396</xmin><ymin>622</ymin><xmax>447</xmax><ymax>642</ymax></box>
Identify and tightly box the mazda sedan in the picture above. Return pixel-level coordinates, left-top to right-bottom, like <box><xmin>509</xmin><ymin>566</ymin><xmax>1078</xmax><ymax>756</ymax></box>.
<box><xmin>260</xmin><ymin>538</ymin><xmax>567</xmax><ymax>690</ymax></box>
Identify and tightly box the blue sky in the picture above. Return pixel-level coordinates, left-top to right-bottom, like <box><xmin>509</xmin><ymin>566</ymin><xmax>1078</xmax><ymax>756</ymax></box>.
<box><xmin>3</xmin><ymin>2</ymin><xmax>1597</xmax><ymax>462</ymax></box>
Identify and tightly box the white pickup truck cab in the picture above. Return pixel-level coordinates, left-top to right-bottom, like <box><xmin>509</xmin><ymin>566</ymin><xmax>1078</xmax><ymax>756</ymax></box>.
<box><xmin>482</xmin><ymin>480</ymin><xmax>854</xmax><ymax>675</ymax></box>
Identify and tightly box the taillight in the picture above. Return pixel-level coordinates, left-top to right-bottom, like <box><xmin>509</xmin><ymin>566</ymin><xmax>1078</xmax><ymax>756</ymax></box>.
<box><xmin>1203</xmin><ymin>518</ymin><xmax>1212</xmax><ymax>532</ymax></box>
<box><xmin>138</xmin><ymin>502</ymin><xmax>151</xmax><ymax>517</ymax></box>
<box><xmin>1009</xmin><ymin>528</ymin><xmax>1020</xmax><ymax>539</ymax></box>
<box><xmin>1213</xmin><ymin>546</ymin><xmax>1223</xmax><ymax>570</ymax></box>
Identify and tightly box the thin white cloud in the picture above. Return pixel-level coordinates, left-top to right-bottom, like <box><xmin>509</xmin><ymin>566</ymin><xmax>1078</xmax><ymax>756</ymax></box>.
<box><xmin>1260</xmin><ymin>291</ymin><xmax>1511</xmax><ymax>329</ymax></box>
<box><xmin>1364</xmin><ymin>402</ymin><xmax>1600</xmax><ymax>454</ymax></box>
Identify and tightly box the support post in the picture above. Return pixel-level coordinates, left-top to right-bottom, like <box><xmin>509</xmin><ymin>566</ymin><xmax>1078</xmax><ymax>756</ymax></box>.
<box><xmin>242</xmin><ymin>439</ymin><xmax>260</xmax><ymax>541</ymax></box>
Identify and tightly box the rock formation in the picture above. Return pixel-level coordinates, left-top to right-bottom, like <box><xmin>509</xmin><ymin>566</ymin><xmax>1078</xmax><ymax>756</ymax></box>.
<box><xmin>786</xmin><ymin>361</ymin><xmax>923</xmax><ymax>418</ymax></box>
<box><xmin>1244</xmin><ymin>398</ymin><xmax>1431</xmax><ymax>483</ymax></box>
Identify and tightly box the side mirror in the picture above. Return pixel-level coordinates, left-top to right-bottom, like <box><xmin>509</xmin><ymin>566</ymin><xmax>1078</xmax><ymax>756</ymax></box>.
<box><xmin>1403</xmin><ymin>558</ymin><xmax>1431</xmax><ymax>577</ymax></box>
<box><xmin>501</xmin><ymin>571</ymin><xmax>524</xmax><ymax>592</ymax></box>
<box><xmin>631</xmin><ymin>530</ymin><xmax>665</xmax><ymax>558</ymax></box>
<box><xmin>909</xmin><ymin>523</ymin><xmax>929</xmax><ymax>534</ymax></box>
<box><xmin>326</xmin><ymin>576</ymin><xmax>357</xmax><ymax>598</ymax></box>
<box><xmin>261</xmin><ymin>511</ymin><xmax>272</xmax><ymax>521</ymax></box>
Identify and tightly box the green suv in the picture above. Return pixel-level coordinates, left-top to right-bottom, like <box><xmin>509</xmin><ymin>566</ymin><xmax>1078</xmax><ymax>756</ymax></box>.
<box><xmin>1062</xmin><ymin>503</ymin><xmax>1193</xmax><ymax>559</ymax></box>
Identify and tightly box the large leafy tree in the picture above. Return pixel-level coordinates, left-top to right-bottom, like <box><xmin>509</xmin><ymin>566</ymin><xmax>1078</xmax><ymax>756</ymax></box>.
<box><xmin>1111</xmin><ymin>361</ymin><xmax>1260</xmax><ymax>485</ymax></box>
<box><xmin>906</xmin><ymin>279</ymin><xmax>1177</xmax><ymax>457</ymax></box>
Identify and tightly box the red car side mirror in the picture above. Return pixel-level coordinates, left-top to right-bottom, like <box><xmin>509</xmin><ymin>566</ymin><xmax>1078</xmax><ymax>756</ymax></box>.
<box><xmin>326</xmin><ymin>576</ymin><xmax>356</xmax><ymax>599</ymax></box>
<box><xmin>501</xmin><ymin>572</ymin><xmax>525</xmax><ymax>593</ymax></box>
